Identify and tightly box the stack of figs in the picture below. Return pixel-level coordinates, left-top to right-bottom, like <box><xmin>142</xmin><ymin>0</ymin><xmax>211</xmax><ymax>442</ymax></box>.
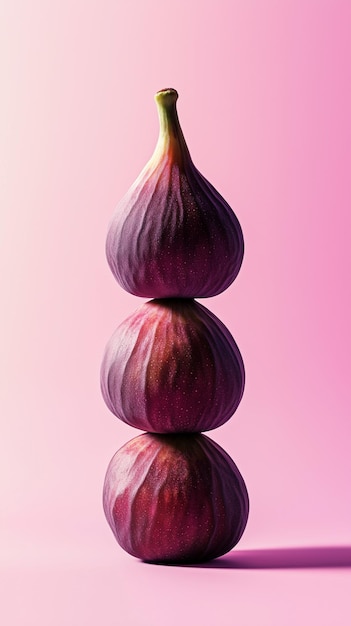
<box><xmin>101</xmin><ymin>89</ymin><xmax>249</xmax><ymax>563</ymax></box>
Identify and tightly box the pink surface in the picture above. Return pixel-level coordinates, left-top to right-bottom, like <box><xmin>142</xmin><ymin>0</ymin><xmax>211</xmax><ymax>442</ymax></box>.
<box><xmin>1</xmin><ymin>0</ymin><xmax>351</xmax><ymax>624</ymax></box>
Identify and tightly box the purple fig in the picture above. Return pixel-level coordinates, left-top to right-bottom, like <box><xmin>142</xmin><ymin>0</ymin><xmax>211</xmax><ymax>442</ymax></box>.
<box><xmin>106</xmin><ymin>88</ymin><xmax>244</xmax><ymax>298</ymax></box>
<box><xmin>100</xmin><ymin>298</ymin><xmax>244</xmax><ymax>433</ymax></box>
<box><xmin>103</xmin><ymin>432</ymin><xmax>249</xmax><ymax>563</ymax></box>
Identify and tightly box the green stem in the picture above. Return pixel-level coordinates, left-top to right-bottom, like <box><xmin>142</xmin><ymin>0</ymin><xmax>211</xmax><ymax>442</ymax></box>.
<box><xmin>154</xmin><ymin>88</ymin><xmax>191</xmax><ymax>166</ymax></box>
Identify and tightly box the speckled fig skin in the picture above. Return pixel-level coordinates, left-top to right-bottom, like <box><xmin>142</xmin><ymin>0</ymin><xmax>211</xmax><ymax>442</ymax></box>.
<box><xmin>106</xmin><ymin>88</ymin><xmax>244</xmax><ymax>298</ymax></box>
<box><xmin>100</xmin><ymin>298</ymin><xmax>245</xmax><ymax>433</ymax></box>
<box><xmin>103</xmin><ymin>432</ymin><xmax>249</xmax><ymax>563</ymax></box>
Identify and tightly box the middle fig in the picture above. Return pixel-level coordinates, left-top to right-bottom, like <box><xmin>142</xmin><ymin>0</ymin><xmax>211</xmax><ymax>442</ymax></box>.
<box><xmin>101</xmin><ymin>299</ymin><xmax>244</xmax><ymax>433</ymax></box>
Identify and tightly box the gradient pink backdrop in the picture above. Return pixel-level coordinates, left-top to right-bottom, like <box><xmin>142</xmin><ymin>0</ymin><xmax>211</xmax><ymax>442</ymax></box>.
<box><xmin>1</xmin><ymin>1</ymin><xmax>350</xmax><ymax>624</ymax></box>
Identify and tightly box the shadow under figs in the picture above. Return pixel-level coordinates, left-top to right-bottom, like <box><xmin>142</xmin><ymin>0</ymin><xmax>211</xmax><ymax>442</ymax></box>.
<box><xmin>176</xmin><ymin>546</ymin><xmax>351</xmax><ymax>570</ymax></box>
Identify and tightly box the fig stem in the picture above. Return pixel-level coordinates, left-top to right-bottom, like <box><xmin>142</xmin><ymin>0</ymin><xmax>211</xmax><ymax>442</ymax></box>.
<box><xmin>154</xmin><ymin>88</ymin><xmax>191</xmax><ymax>166</ymax></box>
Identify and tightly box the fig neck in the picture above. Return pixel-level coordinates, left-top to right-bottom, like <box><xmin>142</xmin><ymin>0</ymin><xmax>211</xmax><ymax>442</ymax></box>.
<box><xmin>153</xmin><ymin>88</ymin><xmax>192</xmax><ymax>168</ymax></box>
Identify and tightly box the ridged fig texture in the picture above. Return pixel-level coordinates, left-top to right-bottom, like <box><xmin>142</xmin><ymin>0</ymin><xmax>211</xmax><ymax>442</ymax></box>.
<box><xmin>101</xmin><ymin>298</ymin><xmax>245</xmax><ymax>433</ymax></box>
<box><xmin>106</xmin><ymin>88</ymin><xmax>244</xmax><ymax>298</ymax></box>
<box><xmin>103</xmin><ymin>433</ymin><xmax>249</xmax><ymax>563</ymax></box>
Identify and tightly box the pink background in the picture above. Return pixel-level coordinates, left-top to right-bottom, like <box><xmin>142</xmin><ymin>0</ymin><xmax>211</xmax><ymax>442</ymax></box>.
<box><xmin>1</xmin><ymin>0</ymin><xmax>351</xmax><ymax>624</ymax></box>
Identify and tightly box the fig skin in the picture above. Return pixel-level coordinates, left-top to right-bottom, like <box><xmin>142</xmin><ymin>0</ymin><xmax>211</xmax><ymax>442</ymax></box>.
<box><xmin>103</xmin><ymin>432</ymin><xmax>249</xmax><ymax>564</ymax></box>
<box><xmin>100</xmin><ymin>298</ymin><xmax>245</xmax><ymax>433</ymax></box>
<box><xmin>106</xmin><ymin>88</ymin><xmax>244</xmax><ymax>298</ymax></box>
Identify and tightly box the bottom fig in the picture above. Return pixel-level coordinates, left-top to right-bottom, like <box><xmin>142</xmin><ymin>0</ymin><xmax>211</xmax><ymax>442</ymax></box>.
<box><xmin>103</xmin><ymin>433</ymin><xmax>249</xmax><ymax>564</ymax></box>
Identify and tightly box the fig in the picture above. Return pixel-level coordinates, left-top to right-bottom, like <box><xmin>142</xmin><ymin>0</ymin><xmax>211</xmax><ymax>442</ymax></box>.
<box><xmin>103</xmin><ymin>432</ymin><xmax>249</xmax><ymax>563</ymax></box>
<box><xmin>106</xmin><ymin>88</ymin><xmax>244</xmax><ymax>298</ymax></box>
<box><xmin>101</xmin><ymin>298</ymin><xmax>244</xmax><ymax>433</ymax></box>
